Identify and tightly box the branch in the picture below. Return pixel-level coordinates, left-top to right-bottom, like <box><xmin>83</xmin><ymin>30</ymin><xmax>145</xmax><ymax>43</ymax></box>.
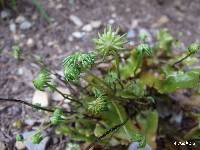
<box><xmin>85</xmin><ymin>118</ymin><xmax>128</xmax><ymax>150</ymax></box>
<box><xmin>0</xmin><ymin>98</ymin><xmax>77</xmax><ymax>114</ymax></box>
<box><xmin>172</xmin><ymin>52</ymin><xmax>193</xmax><ymax>67</ymax></box>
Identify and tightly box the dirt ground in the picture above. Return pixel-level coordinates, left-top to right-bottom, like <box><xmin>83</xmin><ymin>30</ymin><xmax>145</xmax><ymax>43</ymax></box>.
<box><xmin>0</xmin><ymin>0</ymin><xmax>200</xmax><ymax>149</ymax></box>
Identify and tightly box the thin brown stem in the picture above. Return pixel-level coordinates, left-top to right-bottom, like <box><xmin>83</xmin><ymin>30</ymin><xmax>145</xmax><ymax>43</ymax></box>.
<box><xmin>0</xmin><ymin>97</ymin><xmax>76</xmax><ymax>114</ymax></box>
<box><xmin>172</xmin><ymin>52</ymin><xmax>193</xmax><ymax>67</ymax></box>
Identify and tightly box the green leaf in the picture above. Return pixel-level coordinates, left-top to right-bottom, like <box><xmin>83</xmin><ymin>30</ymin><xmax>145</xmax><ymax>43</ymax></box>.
<box><xmin>66</xmin><ymin>143</ymin><xmax>80</xmax><ymax>150</ymax></box>
<box><xmin>16</xmin><ymin>134</ymin><xmax>23</xmax><ymax>141</ymax></box>
<box><xmin>33</xmin><ymin>68</ymin><xmax>52</xmax><ymax>91</ymax></box>
<box><xmin>156</xmin><ymin>28</ymin><xmax>174</xmax><ymax>51</ymax></box>
<box><xmin>120</xmin><ymin>50</ymin><xmax>139</xmax><ymax>79</ymax></box>
<box><xmin>159</xmin><ymin>70</ymin><xmax>200</xmax><ymax>93</ymax></box>
<box><xmin>117</xmin><ymin>80</ymin><xmax>145</xmax><ymax>98</ymax></box>
<box><xmin>94</xmin><ymin>124</ymin><xmax>106</xmax><ymax>137</ymax></box>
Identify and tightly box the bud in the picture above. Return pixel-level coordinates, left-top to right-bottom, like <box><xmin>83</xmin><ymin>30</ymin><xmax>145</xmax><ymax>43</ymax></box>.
<box><xmin>88</xmin><ymin>95</ymin><xmax>108</xmax><ymax>114</ymax></box>
<box><xmin>188</xmin><ymin>43</ymin><xmax>200</xmax><ymax>54</ymax></box>
<box><xmin>50</xmin><ymin>108</ymin><xmax>63</xmax><ymax>125</ymax></box>
<box><xmin>31</xmin><ymin>132</ymin><xmax>43</xmax><ymax>144</ymax></box>
<box><xmin>136</xmin><ymin>44</ymin><xmax>152</xmax><ymax>56</ymax></box>
<box><xmin>16</xmin><ymin>134</ymin><xmax>23</xmax><ymax>141</ymax></box>
<box><xmin>93</xmin><ymin>26</ymin><xmax>127</xmax><ymax>56</ymax></box>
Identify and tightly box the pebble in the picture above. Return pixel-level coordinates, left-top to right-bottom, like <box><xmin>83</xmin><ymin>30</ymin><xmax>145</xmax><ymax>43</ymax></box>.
<box><xmin>128</xmin><ymin>142</ymin><xmax>152</xmax><ymax>150</ymax></box>
<box><xmin>108</xmin><ymin>19</ymin><xmax>115</xmax><ymax>24</ymax></box>
<box><xmin>90</xmin><ymin>20</ymin><xmax>102</xmax><ymax>29</ymax></box>
<box><xmin>68</xmin><ymin>35</ymin><xmax>74</xmax><ymax>42</ymax></box>
<box><xmin>56</xmin><ymin>4</ymin><xmax>63</xmax><ymax>9</ymax></box>
<box><xmin>52</xmin><ymin>87</ymin><xmax>71</xmax><ymax>102</ymax></box>
<box><xmin>15</xmin><ymin>15</ymin><xmax>26</xmax><ymax>24</ymax></box>
<box><xmin>1</xmin><ymin>9</ymin><xmax>11</xmax><ymax>19</ymax></box>
<box><xmin>0</xmin><ymin>141</ymin><xmax>5</xmax><ymax>150</ymax></box>
<box><xmin>82</xmin><ymin>24</ymin><xmax>93</xmax><ymax>32</ymax></box>
<box><xmin>15</xmin><ymin>141</ymin><xmax>26</xmax><ymax>150</ymax></box>
<box><xmin>127</xmin><ymin>29</ymin><xmax>136</xmax><ymax>39</ymax></box>
<box><xmin>131</xmin><ymin>19</ymin><xmax>139</xmax><ymax>29</ymax></box>
<box><xmin>26</xmin><ymin>38</ymin><xmax>34</xmax><ymax>47</ymax></box>
<box><xmin>152</xmin><ymin>15</ymin><xmax>169</xmax><ymax>28</ymax></box>
<box><xmin>32</xmin><ymin>90</ymin><xmax>49</xmax><ymax>107</ymax></box>
<box><xmin>19</xmin><ymin>21</ymin><xmax>32</xmax><ymax>30</ymax></box>
<box><xmin>69</xmin><ymin>15</ymin><xmax>83</xmax><ymax>27</ymax></box>
<box><xmin>9</xmin><ymin>22</ymin><xmax>17</xmax><ymax>33</ymax></box>
<box><xmin>72</xmin><ymin>31</ymin><xmax>85</xmax><ymax>39</ymax></box>
<box><xmin>24</xmin><ymin>119</ymin><xmax>36</xmax><ymax>126</ymax></box>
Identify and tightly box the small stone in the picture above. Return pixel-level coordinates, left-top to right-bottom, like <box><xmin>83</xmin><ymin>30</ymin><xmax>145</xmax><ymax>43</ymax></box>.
<box><xmin>82</xmin><ymin>24</ymin><xmax>93</xmax><ymax>32</ymax></box>
<box><xmin>152</xmin><ymin>15</ymin><xmax>169</xmax><ymax>28</ymax></box>
<box><xmin>69</xmin><ymin>15</ymin><xmax>83</xmax><ymax>27</ymax></box>
<box><xmin>68</xmin><ymin>36</ymin><xmax>74</xmax><ymax>42</ymax></box>
<box><xmin>90</xmin><ymin>20</ymin><xmax>102</xmax><ymax>29</ymax></box>
<box><xmin>9</xmin><ymin>22</ymin><xmax>17</xmax><ymax>33</ymax></box>
<box><xmin>26</xmin><ymin>38</ymin><xmax>34</xmax><ymax>47</ymax></box>
<box><xmin>128</xmin><ymin>142</ymin><xmax>152</xmax><ymax>150</ymax></box>
<box><xmin>127</xmin><ymin>29</ymin><xmax>136</xmax><ymax>39</ymax></box>
<box><xmin>24</xmin><ymin>119</ymin><xmax>36</xmax><ymax>126</ymax></box>
<box><xmin>131</xmin><ymin>19</ymin><xmax>139</xmax><ymax>29</ymax></box>
<box><xmin>32</xmin><ymin>90</ymin><xmax>49</xmax><ymax>107</ymax></box>
<box><xmin>108</xmin><ymin>19</ymin><xmax>115</xmax><ymax>24</ymax></box>
<box><xmin>15</xmin><ymin>141</ymin><xmax>26</xmax><ymax>150</ymax></box>
<box><xmin>32</xmin><ymin>13</ymin><xmax>38</xmax><ymax>20</ymax></box>
<box><xmin>111</xmin><ymin>13</ymin><xmax>117</xmax><ymax>18</ymax></box>
<box><xmin>1</xmin><ymin>9</ymin><xmax>11</xmax><ymax>19</ymax></box>
<box><xmin>15</xmin><ymin>15</ymin><xmax>26</xmax><ymax>24</ymax></box>
<box><xmin>56</xmin><ymin>4</ymin><xmax>63</xmax><ymax>9</ymax></box>
<box><xmin>19</xmin><ymin>21</ymin><xmax>32</xmax><ymax>30</ymax></box>
<box><xmin>72</xmin><ymin>31</ymin><xmax>85</xmax><ymax>39</ymax></box>
<box><xmin>52</xmin><ymin>87</ymin><xmax>71</xmax><ymax>102</ymax></box>
<box><xmin>0</xmin><ymin>141</ymin><xmax>5</xmax><ymax>150</ymax></box>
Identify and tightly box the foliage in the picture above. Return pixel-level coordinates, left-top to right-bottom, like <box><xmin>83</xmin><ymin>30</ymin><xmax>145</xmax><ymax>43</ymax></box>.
<box><xmin>31</xmin><ymin>132</ymin><xmax>43</xmax><ymax>144</ymax></box>
<box><xmin>11</xmin><ymin>45</ymin><xmax>22</xmax><ymax>60</ymax></box>
<box><xmin>9</xmin><ymin>26</ymin><xmax>200</xmax><ymax>149</ymax></box>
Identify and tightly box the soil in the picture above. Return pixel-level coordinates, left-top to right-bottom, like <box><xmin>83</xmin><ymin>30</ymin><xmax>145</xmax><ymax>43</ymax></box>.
<box><xmin>0</xmin><ymin>0</ymin><xmax>200</xmax><ymax>149</ymax></box>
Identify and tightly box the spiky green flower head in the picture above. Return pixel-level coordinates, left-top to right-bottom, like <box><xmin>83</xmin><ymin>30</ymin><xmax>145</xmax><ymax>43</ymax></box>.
<box><xmin>31</xmin><ymin>132</ymin><xmax>43</xmax><ymax>144</ymax></box>
<box><xmin>88</xmin><ymin>95</ymin><xmax>108</xmax><ymax>114</ymax></box>
<box><xmin>188</xmin><ymin>42</ymin><xmax>200</xmax><ymax>54</ymax></box>
<box><xmin>12</xmin><ymin>45</ymin><xmax>22</xmax><ymax>59</ymax></box>
<box><xmin>136</xmin><ymin>44</ymin><xmax>152</xmax><ymax>56</ymax></box>
<box><xmin>105</xmin><ymin>71</ymin><xmax>118</xmax><ymax>86</ymax></box>
<box><xmin>33</xmin><ymin>68</ymin><xmax>52</xmax><ymax>91</ymax></box>
<box><xmin>16</xmin><ymin>134</ymin><xmax>23</xmax><ymax>141</ymax></box>
<box><xmin>50</xmin><ymin>108</ymin><xmax>63</xmax><ymax>125</ymax></box>
<box><xmin>93</xmin><ymin>26</ymin><xmax>127</xmax><ymax>56</ymax></box>
<box><xmin>63</xmin><ymin>52</ymin><xmax>96</xmax><ymax>81</ymax></box>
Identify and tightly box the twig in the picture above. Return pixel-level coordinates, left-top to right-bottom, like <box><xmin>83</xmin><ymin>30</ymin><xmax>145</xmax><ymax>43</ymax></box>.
<box><xmin>85</xmin><ymin>118</ymin><xmax>129</xmax><ymax>150</ymax></box>
<box><xmin>172</xmin><ymin>52</ymin><xmax>193</xmax><ymax>67</ymax></box>
<box><xmin>0</xmin><ymin>98</ymin><xmax>77</xmax><ymax>114</ymax></box>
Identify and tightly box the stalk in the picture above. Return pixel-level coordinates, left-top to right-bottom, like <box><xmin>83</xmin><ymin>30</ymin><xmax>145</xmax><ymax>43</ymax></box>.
<box><xmin>172</xmin><ymin>52</ymin><xmax>193</xmax><ymax>67</ymax></box>
<box><xmin>46</xmin><ymin>83</ymin><xmax>83</xmax><ymax>106</ymax></box>
<box><xmin>111</xmin><ymin>100</ymin><xmax>131</xmax><ymax>140</ymax></box>
<box><xmin>114</xmin><ymin>52</ymin><xmax>124</xmax><ymax>88</ymax></box>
